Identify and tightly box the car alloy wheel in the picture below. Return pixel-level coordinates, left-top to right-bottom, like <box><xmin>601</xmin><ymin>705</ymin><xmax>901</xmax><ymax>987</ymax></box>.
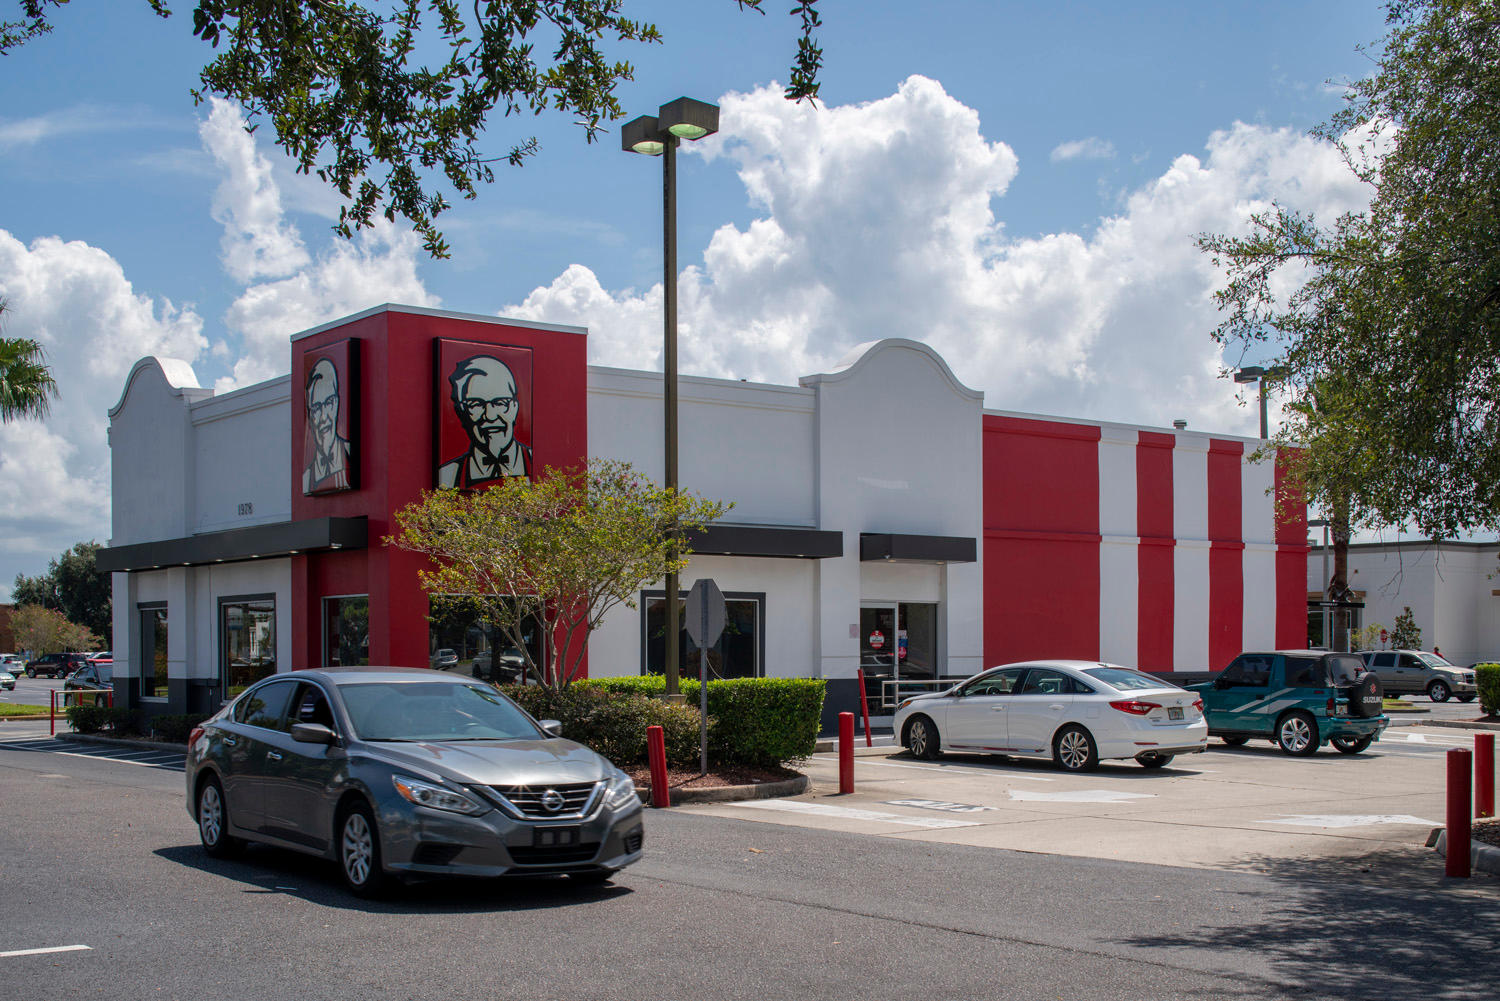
<box><xmin>1428</xmin><ymin>680</ymin><xmax>1451</xmax><ymax>703</ymax></box>
<box><xmin>197</xmin><ymin>778</ymin><xmax>241</xmax><ymax>858</ymax></box>
<box><xmin>339</xmin><ymin>803</ymin><xmax>388</xmax><ymax>896</ymax></box>
<box><xmin>908</xmin><ymin>717</ymin><xmax>941</xmax><ymax>760</ymax></box>
<box><xmin>1277</xmin><ymin>712</ymin><xmax>1318</xmax><ymax>756</ymax></box>
<box><xmin>1053</xmin><ymin>726</ymin><xmax>1098</xmax><ymax>772</ymax></box>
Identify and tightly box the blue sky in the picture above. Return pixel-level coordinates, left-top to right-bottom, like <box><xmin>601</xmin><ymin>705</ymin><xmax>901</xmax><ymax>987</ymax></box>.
<box><xmin>0</xmin><ymin>0</ymin><xmax>1393</xmax><ymax>595</ymax></box>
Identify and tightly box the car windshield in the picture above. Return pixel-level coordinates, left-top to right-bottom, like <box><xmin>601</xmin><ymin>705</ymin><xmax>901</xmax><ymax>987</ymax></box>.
<box><xmin>1083</xmin><ymin>667</ymin><xmax>1182</xmax><ymax>692</ymax></box>
<box><xmin>339</xmin><ymin>681</ymin><xmax>542</xmax><ymax>742</ymax></box>
<box><xmin>1418</xmin><ymin>653</ymin><xmax>1454</xmax><ymax>669</ymax></box>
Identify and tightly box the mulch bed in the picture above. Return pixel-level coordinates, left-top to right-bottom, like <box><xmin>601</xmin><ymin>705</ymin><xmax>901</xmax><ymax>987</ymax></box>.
<box><xmin>1472</xmin><ymin>819</ymin><xmax>1500</xmax><ymax>849</ymax></box>
<box><xmin>623</xmin><ymin>763</ymin><xmax>799</xmax><ymax>791</ymax></box>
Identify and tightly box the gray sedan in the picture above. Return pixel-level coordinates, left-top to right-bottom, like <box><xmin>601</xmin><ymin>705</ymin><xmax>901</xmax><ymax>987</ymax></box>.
<box><xmin>184</xmin><ymin>667</ymin><xmax>644</xmax><ymax>895</ymax></box>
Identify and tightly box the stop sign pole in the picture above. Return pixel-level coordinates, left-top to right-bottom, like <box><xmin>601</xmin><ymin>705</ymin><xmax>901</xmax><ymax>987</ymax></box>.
<box><xmin>684</xmin><ymin>578</ymin><xmax>726</xmax><ymax>775</ymax></box>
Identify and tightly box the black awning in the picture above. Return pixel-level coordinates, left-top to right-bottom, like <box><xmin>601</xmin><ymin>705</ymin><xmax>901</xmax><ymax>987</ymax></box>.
<box><xmin>859</xmin><ymin>533</ymin><xmax>977</xmax><ymax>563</ymax></box>
<box><xmin>96</xmin><ymin>517</ymin><xmax>367</xmax><ymax>572</ymax></box>
<box><xmin>685</xmin><ymin>524</ymin><xmax>843</xmax><ymax>560</ymax></box>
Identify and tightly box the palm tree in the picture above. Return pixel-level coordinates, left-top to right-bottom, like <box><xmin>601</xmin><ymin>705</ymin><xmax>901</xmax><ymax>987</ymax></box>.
<box><xmin>0</xmin><ymin>298</ymin><xmax>59</xmax><ymax>422</ymax></box>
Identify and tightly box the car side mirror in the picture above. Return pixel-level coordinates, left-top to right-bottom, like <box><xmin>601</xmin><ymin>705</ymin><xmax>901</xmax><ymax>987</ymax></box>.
<box><xmin>539</xmin><ymin>719</ymin><xmax>563</xmax><ymax>738</ymax></box>
<box><xmin>290</xmin><ymin>722</ymin><xmax>337</xmax><ymax>745</ymax></box>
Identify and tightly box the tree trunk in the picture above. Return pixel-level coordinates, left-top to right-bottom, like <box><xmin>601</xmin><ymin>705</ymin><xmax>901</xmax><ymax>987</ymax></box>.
<box><xmin>1328</xmin><ymin>501</ymin><xmax>1352</xmax><ymax>652</ymax></box>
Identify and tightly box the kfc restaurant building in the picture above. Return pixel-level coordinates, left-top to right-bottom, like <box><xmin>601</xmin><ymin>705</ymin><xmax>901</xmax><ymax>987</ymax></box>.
<box><xmin>99</xmin><ymin>304</ymin><xmax>1306</xmax><ymax>725</ymax></box>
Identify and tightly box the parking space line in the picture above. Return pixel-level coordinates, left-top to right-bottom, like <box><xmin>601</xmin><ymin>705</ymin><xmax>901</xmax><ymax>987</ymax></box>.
<box><xmin>731</xmin><ymin>800</ymin><xmax>982</xmax><ymax>829</ymax></box>
<box><xmin>810</xmin><ymin>755</ymin><xmax>1056</xmax><ymax>781</ymax></box>
<box><xmin>1</xmin><ymin>945</ymin><xmax>91</xmax><ymax>958</ymax></box>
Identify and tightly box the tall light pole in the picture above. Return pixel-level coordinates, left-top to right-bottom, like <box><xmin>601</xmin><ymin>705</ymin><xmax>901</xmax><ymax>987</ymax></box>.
<box><xmin>1233</xmin><ymin>365</ymin><xmax>1271</xmax><ymax>439</ymax></box>
<box><xmin>622</xmin><ymin>97</ymin><xmax>720</xmax><ymax>698</ymax></box>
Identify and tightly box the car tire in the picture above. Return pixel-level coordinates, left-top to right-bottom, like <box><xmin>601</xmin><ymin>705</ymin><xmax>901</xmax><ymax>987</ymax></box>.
<box><xmin>1053</xmin><ymin>725</ymin><xmax>1099</xmax><ymax>772</ymax></box>
<box><xmin>1137</xmin><ymin>753</ymin><xmax>1174</xmax><ymax>768</ymax></box>
<box><xmin>337</xmin><ymin>801</ymin><xmax>390</xmax><ymax>897</ymax></box>
<box><xmin>907</xmin><ymin>716</ymin><xmax>942</xmax><ymax>760</ymax></box>
<box><xmin>1332</xmin><ymin>734</ymin><xmax>1374</xmax><ymax>754</ymax></box>
<box><xmin>1427</xmin><ymin>680</ymin><xmax>1451</xmax><ymax>703</ymax></box>
<box><xmin>1276</xmin><ymin>711</ymin><xmax>1319</xmax><ymax>756</ymax></box>
<box><xmin>26</xmin><ymin>668</ymin><xmax>35</xmax><ymax>678</ymax></box>
<box><xmin>197</xmin><ymin>776</ymin><xmax>244</xmax><ymax>858</ymax></box>
<box><xmin>1220</xmin><ymin>736</ymin><xmax>1249</xmax><ymax>747</ymax></box>
<box><xmin>1458</xmin><ymin>695</ymin><xmax>1477</xmax><ymax>704</ymax></box>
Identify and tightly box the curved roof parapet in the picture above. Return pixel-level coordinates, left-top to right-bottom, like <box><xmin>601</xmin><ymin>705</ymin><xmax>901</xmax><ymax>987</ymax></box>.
<box><xmin>797</xmin><ymin>337</ymin><xmax>982</xmax><ymax>402</ymax></box>
<box><xmin>109</xmin><ymin>357</ymin><xmax>210</xmax><ymax>418</ymax></box>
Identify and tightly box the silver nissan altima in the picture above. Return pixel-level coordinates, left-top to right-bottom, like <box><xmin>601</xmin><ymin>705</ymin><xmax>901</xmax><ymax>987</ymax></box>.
<box><xmin>184</xmin><ymin>667</ymin><xmax>644</xmax><ymax>895</ymax></box>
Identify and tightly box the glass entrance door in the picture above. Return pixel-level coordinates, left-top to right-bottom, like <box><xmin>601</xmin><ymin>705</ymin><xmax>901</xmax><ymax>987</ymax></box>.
<box><xmin>859</xmin><ymin>603</ymin><xmax>939</xmax><ymax>711</ymax></box>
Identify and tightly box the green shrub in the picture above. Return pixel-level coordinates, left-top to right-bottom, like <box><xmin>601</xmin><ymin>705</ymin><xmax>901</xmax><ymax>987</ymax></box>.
<box><xmin>1477</xmin><ymin>664</ymin><xmax>1500</xmax><ymax>716</ymax></box>
<box><xmin>501</xmin><ymin>684</ymin><xmax>705</xmax><ymax>767</ymax></box>
<box><xmin>152</xmin><ymin>713</ymin><xmax>209</xmax><ymax>744</ymax></box>
<box><xmin>582</xmin><ymin>675</ymin><xmax>826</xmax><ymax>768</ymax></box>
<box><xmin>65</xmin><ymin>705</ymin><xmax>140</xmax><ymax>735</ymax></box>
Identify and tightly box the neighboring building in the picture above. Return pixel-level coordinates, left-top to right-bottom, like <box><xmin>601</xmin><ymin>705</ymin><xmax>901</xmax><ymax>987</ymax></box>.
<box><xmin>1307</xmin><ymin>539</ymin><xmax>1500</xmax><ymax>666</ymax></box>
<box><xmin>98</xmin><ymin>304</ymin><xmax>1305</xmax><ymax>726</ymax></box>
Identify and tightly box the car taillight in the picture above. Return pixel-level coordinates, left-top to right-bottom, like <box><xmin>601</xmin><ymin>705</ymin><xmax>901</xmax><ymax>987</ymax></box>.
<box><xmin>1109</xmin><ymin>700</ymin><xmax>1160</xmax><ymax>716</ymax></box>
<box><xmin>188</xmin><ymin>726</ymin><xmax>204</xmax><ymax>751</ymax></box>
<box><xmin>1192</xmin><ymin>697</ymin><xmax>1204</xmax><ymax>713</ymax></box>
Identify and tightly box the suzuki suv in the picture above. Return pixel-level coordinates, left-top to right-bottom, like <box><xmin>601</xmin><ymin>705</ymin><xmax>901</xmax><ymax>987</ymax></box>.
<box><xmin>1189</xmin><ymin>651</ymin><xmax>1387</xmax><ymax>756</ymax></box>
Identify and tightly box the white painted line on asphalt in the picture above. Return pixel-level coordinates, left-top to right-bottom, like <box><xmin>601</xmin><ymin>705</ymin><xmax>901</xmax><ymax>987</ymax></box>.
<box><xmin>1255</xmin><ymin>814</ymin><xmax>1439</xmax><ymax>829</ymax></box>
<box><xmin>1404</xmin><ymin>733</ymin><xmax>1428</xmax><ymax>742</ymax></box>
<box><xmin>814</xmin><ymin>756</ymin><xmax>1055</xmax><ymax>781</ymax></box>
<box><xmin>730</xmin><ymin>800</ymin><xmax>981</xmax><ymax>829</ymax></box>
<box><xmin>1</xmin><ymin>945</ymin><xmax>91</xmax><ymax>958</ymax></box>
<box><xmin>1007</xmin><ymin>789</ymin><xmax>1155</xmax><ymax>804</ymax></box>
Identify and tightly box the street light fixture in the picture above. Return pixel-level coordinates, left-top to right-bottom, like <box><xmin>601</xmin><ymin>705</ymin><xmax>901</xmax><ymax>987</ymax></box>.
<box><xmin>1233</xmin><ymin>365</ymin><xmax>1271</xmax><ymax>440</ymax></box>
<box><xmin>622</xmin><ymin>97</ymin><xmax>721</xmax><ymax>699</ymax></box>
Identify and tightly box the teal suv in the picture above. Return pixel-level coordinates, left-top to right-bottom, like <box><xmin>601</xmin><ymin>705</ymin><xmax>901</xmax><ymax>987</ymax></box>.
<box><xmin>1189</xmin><ymin>650</ymin><xmax>1388</xmax><ymax>756</ymax></box>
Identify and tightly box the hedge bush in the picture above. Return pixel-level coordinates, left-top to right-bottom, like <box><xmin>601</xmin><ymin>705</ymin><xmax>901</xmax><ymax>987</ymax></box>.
<box><xmin>65</xmin><ymin>705</ymin><xmax>140</xmax><ymax>735</ymax></box>
<box><xmin>152</xmin><ymin>713</ymin><xmax>209</xmax><ymax>744</ymax></box>
<box><xmin>580</xmin><ymin>676</ymin><xmax>825</xmax><ymax>768</ymax></box>
<box><xmin>1476</xmin><ymin>663</ymin><xmax>1500</xmax><ymax>716</ymax></box>
<box><xmin>501</xmin><ymin>684</ymin><xmax>703</xmax><ymax>767</ymax></box>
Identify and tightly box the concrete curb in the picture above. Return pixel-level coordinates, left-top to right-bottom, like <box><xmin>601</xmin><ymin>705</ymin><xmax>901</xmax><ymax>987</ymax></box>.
<box><xmin>57</xmin><ymin>733</ymin><xmax>189</xmax><ymax>753</ymax></box>
<box><xmin>1421</xmin><ymin>720</ymin><xmax>1500</xmax><ymax>732</ymax></box>
<box><xmin>649</xmin><ymin>772</ymin><xmax>808</xmax><ymax>805</ymax></box>
<box><xmin>1382</xmin><ymin>706</ymin><xmax>1431</xmax><ymax>715</ymax></box>
<box><xmin>1433</xmin><ymin>829</ymin><xmax>1500</xmax><ymax>875</ymax></box>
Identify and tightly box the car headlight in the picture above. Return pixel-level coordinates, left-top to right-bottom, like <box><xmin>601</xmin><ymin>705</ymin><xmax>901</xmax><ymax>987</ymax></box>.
<box><xmin>604</xmin><ymin>770</ymin><xmax>640</xmax><ymax>811</ymax></box>
<box><xmin>391</xmin><ymin>775</ymin><xmax>488</xmax><ymax>816</ymax></box>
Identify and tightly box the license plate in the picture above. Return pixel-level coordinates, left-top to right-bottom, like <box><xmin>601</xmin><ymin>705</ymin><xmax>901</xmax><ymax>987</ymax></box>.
<box><xmin>534</xmin><ymin>826</ymin><xmax>580</xmax><ymax>848</ymax></box>
<box><xmin>1168</xmin><ymin>706</ymin><xmax>1184</xmax><ymax>720</ymax></box>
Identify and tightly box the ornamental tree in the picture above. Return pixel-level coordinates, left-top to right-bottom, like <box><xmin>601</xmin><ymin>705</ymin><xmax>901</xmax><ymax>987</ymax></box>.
<box><xmin>11</xmin><ymin>603</ymin><xmax>99</xmax><ymax>657</ymax></box>
<box><xmin>3</xmin><ymin>1</ymin><xmax>824</xmax><ymax>258</ymax></box>
<box><xmin>1389</xmin><ymin>605</ymin><xmax>1423</xmax><ymax>651</ymax></box>
<box><xmin>387</xmin><ymin>459</ymin><xmax>727</xmax><ymax>688</ymax></box>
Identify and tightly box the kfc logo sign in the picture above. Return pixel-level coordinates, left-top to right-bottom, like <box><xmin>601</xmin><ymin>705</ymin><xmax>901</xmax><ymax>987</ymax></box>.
<box><xmin>434</xmin><ymin>339</ymin><xmax>533</xmax><ymax>489</ymax></box>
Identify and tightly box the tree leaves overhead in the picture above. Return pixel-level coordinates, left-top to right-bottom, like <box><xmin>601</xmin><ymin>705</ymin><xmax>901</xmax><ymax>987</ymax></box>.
<box><xmin>1199</xmin><ymin>0</ymin><xmax>1500</xmax><ymax>540</ymax></box>
<box><xmin>0</xmin><ymin>298</ymin><xmax>59</xmax><ymax>423</ymax></box>
<box><xmin>4</xmin><ymin>1</ymin><xmax>823</xmax><ymax>259</ymax></box>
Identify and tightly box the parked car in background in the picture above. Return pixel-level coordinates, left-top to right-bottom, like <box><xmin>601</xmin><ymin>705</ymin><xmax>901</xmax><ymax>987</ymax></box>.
<box><xmin>1190</xmin><ymin>651</ymin><xmax>1387</xmax><ymax>755</ymax></box>
<box><xmin>87</xmin><ymin>651</ymin><xmax>113</xmax><ymax>664</ymax></box>
<box><xmin>25</xmin><ymin>652</ymin><xmax>88</xmax><ymax>679</ymax></box>
<box><xmin>185</xmin><ymin>667</ymin><xmax>645</xmax><ymax>895</ymax></box>
<box><xmin>894</xmin><ymin>661</ymin><xmax>1208</xmax><ymax>771</ymax></box>
<box><xmin>65</xmin><ymin>662</ymin><xmax>114</xmax><ymax>691</ymax></box>
<box><xmin>429</xmin><ymin>648</ymin><xmax>459</xmax><ymax>671</ymax></box>
<box><xmin>0</xmin><ymin>653</ymin><xmax>23</xmax><ymax>670</ymax></box>
<box><xmin>471</xmin><ymin>646</ymin><xmax>531</xmax><ymax>684</ymax></box>
<box><xmin>1360</xmin><ymin>650</ymin><xmax>1476</xmax><ymax>703</ymax></box>
<box><xmin>0</xmin><ymin>670</ymin><xmax>14</xmax><ymax>691</ymax></box>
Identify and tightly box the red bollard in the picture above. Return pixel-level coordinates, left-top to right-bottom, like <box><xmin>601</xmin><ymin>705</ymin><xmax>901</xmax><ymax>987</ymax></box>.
<box><xmin>838</xmin><ymin>712</ymin><xmax>855</xmax><ymax>794</ymax></box>
<box><xmin>1477</xmin><ymin>733</ymin><xmax>1495</xmax><ymax>820</ymax></box>
<box><xmin>647</xmin><ymin>724</ymin><xmax>670</xmax><ymax>808</ymax></box>
<box><xmin>1447</xmin><ymin>748</ymin><xmax>1471</xmax><ymax>878</ymax></box>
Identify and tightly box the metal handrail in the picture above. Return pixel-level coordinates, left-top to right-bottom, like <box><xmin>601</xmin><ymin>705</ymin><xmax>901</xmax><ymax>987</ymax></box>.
<box><xmin>874</xmin><ymin>678</ymin><xmax>957</xmax><ymax>711</ymax></box>
<box><xmin>51</xmin><ymin>687</ymin><xmax>114</xmax><ymax>736</ymax></box>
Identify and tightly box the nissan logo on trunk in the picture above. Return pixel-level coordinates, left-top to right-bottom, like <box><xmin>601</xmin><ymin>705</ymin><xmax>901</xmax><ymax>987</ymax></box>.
<box><xmin>541</xmin><ymin>789</ymin><xmax>565</xmax><ymax>813</ymax></box>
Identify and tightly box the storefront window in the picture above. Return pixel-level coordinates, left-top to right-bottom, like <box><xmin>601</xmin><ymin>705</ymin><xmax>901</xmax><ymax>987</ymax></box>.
<box><xmin>222</xmin><ymin>598</ymin><xmax>276</xmax><ymax>697</ymax></box>
<box><xmin>428</xmin><ymin>596</ymin><xmax>544</xmax><ymax>684</ymax></box>
<box><xmin>324</xmin><ymin>596</ymin><xmax>370</xmax><ymax>667</ymax></box>
<box><xmin>643</xmin><ymin>592</ymin><xmax>762</xmax><ymax>680</ymax></box>
<box><xmin>139</xmin><ymin>605</ymin><xmax>168</xmax><ymax>698</ymax></box>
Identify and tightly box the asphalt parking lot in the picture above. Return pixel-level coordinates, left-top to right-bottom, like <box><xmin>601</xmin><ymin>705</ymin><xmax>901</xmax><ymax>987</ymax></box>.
<box><xmin>685</xmin><ymin>723</ymin><xmax>1485</xmax><ymax>873</ymax></box>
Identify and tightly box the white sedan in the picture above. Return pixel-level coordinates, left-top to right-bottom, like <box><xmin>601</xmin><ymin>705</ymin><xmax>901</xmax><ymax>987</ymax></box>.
<box><xmin>893</xmin><ymin>661</ymin><xmax>1208</xmax><ymax>771</ymax></box>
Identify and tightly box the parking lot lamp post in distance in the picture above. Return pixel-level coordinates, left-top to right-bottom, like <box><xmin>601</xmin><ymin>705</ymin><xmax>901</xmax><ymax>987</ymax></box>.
<box><xmin>621</xmin><ymin>97</ymin><xmax>721</xmax><ymax>699</ymax></box>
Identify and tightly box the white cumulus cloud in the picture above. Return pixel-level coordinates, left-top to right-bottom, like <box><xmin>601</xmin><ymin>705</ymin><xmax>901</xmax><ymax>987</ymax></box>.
<box><xmin>1050</xmin><ymin>137</ymin><xmax>1117</xmax><ymax>162</ymax></box>
<box><xmin>507</xmin><ymin>76</ymin><xmax>1369</xmax><ymax>436</ymax></box>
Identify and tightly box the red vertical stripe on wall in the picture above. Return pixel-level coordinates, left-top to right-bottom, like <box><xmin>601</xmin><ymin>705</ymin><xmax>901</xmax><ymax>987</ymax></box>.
<box><xmin>1207</xmin><ymin>440</ymin><xmax>1244</xmax><ymax>670</ymax></box>
<box><xmin>1273</xmin><ymin>450</ymin><xmax>1310</xmax><ymax>648</ymax></box>
<box><xmin>1135</xmin><ymin>432</ymin><xmax>1174</xmax><ymax>671</ymax></box>
<box><xmin>982</xmin><ymin>416</ymin><xmax>1100</xmax><ymax>666</ymax></box>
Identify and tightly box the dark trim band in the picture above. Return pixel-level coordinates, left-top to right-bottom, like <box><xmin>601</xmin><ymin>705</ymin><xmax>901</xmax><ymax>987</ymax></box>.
<box><xmin>96</xmin><ymin>517</ymin><xmax>367</xmax><ymax>572</ymax></box>
<box><xmin>685</xmin><ymin>525</ymin><xmax>843</xmax><ymax>560</ymax></box>
<box><xmin>860</xmin><ymin>533</ymin><xmax>977</xmax><ymax>563</ymax></box>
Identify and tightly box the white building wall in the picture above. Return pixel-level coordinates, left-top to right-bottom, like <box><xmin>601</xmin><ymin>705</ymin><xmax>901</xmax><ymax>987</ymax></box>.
<box><xmin>192</xmin><ymin>378</ymin><xmax>293</xmax><ymax>534</ymax></box>
<box><xmin>108</xmin><ymin>359</ymin><xmax>211</xmax><ymax>546</ymax></box>
<box><xmin>1172</xmin><ymin>436</ymin><xmax>1210</xmax><ymax>667</ymax></box>
<box><xmin>1098</xmin><ymin>427</ymin><xmax>1138</xmax><ymax>666</ymax></box>
<box><xmin>1240</xmin><ymin>454</ymin><xmax>1278</xmax><ymax>650</ymax></box>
